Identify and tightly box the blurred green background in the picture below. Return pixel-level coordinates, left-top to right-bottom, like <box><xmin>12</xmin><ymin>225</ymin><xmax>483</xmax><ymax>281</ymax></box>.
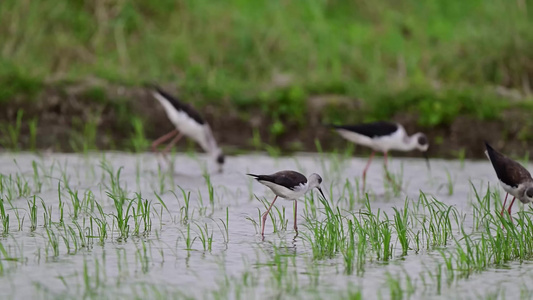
<box><xmin>1</xmin><ymin>0</ymin><xmax>533</xmax><ymax>155</ymax></box>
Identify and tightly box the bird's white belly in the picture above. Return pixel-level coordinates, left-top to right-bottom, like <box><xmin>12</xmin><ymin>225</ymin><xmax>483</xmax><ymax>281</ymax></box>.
<box><xmin>160</xmin><ymin>101</ymin><xmax>209</xmax><ymax>150</ymax></box>
<box><xmin>338</xmin><ymin>130</ymin><xmax>404</xmax><ymax>152</ymax></box>
<box><xmin>500</xmin><ymin>181</ymin><xmax>519</xmax><ymax>197</ymax></box>
<box><xmin>262</xmin><ymin>181</ymin><xmax>306</xmax><ymax>200</ymax></box>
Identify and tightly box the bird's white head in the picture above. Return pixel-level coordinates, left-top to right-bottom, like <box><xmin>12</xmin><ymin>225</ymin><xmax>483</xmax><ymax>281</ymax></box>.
<box><xmin>413</xmin><ymin>133</ymin><xmax>429</xmax><ymax>152</ymax></box>
<box><xmin>308</xmin><ymin>173</ymin><xmax>326</xmax><ymax>200</ymax></box>
<box><xmin>522</xmin><ymin>186</ymin><xmax>533</xmax><ymax>203</ymax></box>
<box><xmin>212</xmin><ymin>148</ymin><xmax>225</xmax><ymax>173</ymax></box>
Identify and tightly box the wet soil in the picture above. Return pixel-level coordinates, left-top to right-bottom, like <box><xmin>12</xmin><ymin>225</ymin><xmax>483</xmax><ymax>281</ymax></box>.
<box><xmin>1</xmin><ymin>81</ymin><xmax>532</xmax><ymax>158</ymax></box>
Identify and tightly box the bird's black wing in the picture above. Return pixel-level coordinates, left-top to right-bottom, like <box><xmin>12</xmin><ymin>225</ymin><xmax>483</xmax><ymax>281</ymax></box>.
<box><xmin>485</xmin><ymin>142</ymin><xmax>533</xmax><ymax>187</ymax></box>
<box><xmin>247</xmin><ymin>170</ymin><xmax>307</xmax><ymax>190</ymax></box>
<box><xmin>329</xmin><ymin>121</ymin><xmax>399</xmax><ymax>138</ymax></box>
<box><xmin>152</xmin><ymin>86</ymin><xmax>205</xmax><ymax>125</ymax></box>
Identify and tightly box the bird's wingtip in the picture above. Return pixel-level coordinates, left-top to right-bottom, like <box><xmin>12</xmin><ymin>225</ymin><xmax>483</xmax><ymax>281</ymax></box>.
<box><xmin>484</xmin><ymin>141</ymin><xmax>494</xmax><ymax>152</ymax></box>
<box><xmin>143</xmin><ymin>82</ymin><xmax>167</xmax><ymax>96</ymax></box>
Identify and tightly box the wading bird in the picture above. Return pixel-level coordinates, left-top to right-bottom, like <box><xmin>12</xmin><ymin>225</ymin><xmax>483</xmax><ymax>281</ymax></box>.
<box><xmin>149</xmin><ymin>86</ymin><xmax>225</xmax><ymax>172</ymax></box>
<box><xmin>247</xmin><ymin>170</ymin><xmax>326</xmax><ymax>237</ymax></box>
<box><xmin>485</xmin><ymin>142</ymin><xmax>533</xmax><ymax>218</ymax></box>
<box><xmin>330</xmin><ymin>121</ymin><xmax>429</xmax><ymax>191</ymax></box>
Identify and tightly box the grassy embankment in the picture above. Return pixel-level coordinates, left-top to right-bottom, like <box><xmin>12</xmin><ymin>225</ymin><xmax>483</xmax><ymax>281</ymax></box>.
<box><xmin>1</xmin><ymin>0</ymin><xmax>533</xmax><ymax>152</ymax></box>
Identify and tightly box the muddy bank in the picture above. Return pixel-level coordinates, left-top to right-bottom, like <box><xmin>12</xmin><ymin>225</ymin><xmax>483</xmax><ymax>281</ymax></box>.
<box><xmin>0</xmin><ymin>81</ymin><xmax>531</xmax><ymax>159</ymax></box>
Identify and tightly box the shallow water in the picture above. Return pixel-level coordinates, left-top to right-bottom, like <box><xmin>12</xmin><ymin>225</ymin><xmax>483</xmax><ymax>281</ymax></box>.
<box><xmin>0</xmin><ymin>152</ymin><xmax>531</xmax><ymax>299</ymax></box>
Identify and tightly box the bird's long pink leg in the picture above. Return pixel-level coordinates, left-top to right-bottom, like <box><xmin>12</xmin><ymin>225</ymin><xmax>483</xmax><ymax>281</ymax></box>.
<box><xmin>294</xmin><ymin>200</ymin><xmax>298</xmax><ymax>236</ymax></box>
<box><xmin>507</xmin><ymin>196</ymin><xmax>516</xmax><ymax>223</ymax></box>
<box><xmin>500</xmin><ymin>193</ymin><xmax>509</xmax><ymax>216</ymax></box>
<box><xmin>362</xmin><ymin>151</ymin><xmax>375</xmax><ymax>192</ymax></box>
<box><xmin>261</xmin><ymin>196</ymin><xmax>278</xmax><ymax>237</ymax></box>
<box><xmin>161</xmin><ymin>132</ymin><xmax>183</xmax><ymax>159</ymax></box>
<box><xmin>151</xmin><ymin>129</ymin><xmax>179</xmax><ymax>152</ymax></box>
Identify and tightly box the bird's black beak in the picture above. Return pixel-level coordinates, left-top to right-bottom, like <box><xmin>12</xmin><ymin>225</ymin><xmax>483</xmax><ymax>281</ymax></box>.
<box><xmin>423</xmin><ymin>152</ymin><xmax>430</xmax><ymax>170</ymax></box>
<box><xmin>317</xmin><ymin>187</ymin><xmax>327</xmax><ymax>201</ymax></box>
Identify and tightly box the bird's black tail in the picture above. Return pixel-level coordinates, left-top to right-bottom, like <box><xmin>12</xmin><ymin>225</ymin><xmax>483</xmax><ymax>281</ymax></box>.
<box><xmin>484</xmin><ymin>141</ymin><xmax>500</xmax><ymax>167</ymax></box>
<box><xmin>247</xmin><ymin>173</ymin><xmax>270</xmax><ymax>181</ymax></box>
<box><xmin>485</xmin><ymin>141</ymin><xmax>496</xmax><ymax>158</ymax></box>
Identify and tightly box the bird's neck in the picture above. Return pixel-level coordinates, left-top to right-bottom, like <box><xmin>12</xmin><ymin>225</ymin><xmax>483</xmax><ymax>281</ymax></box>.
<box><xmin>397</xmin><ymin>135</ymin><xmax>419</xmax><ymax>151</ymax></box>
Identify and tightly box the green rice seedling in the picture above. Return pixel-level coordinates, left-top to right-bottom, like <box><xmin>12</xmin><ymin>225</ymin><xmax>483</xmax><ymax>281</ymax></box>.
<box><xmin>93</xmin><ymin>203</ymin><xmax>108</xmax><ymax>245</ymax></box>
<box><xmin>130</xmin><ymin>117</ymin><xmax>149</xmax><ymax>152</ymax></box>
<box><xmin>358</xmin><ymin>198</ymin><xmax>393</xmax><ymax>261</ymax></box>
<box><xmin>8</xmin><ymin>202</ymin><xmax>21</xmax><ymax>231</ymax></box>
<box><xmin>302</xmin><ymin>191</ymin><xmax>319</xmax><ymax>221</ymax></box>
<box><xmin>153</xmin><ymin>192</ymin><xmax>171</xmax><ymax>224</ymax></box>
<box><xmin>0</xmin><ymin>199</ymin><xmax>9</xmax><ymax>234</ymax></box>
<box><xmin>416</xmin><ymin>192</ymin><xmax>459</xmax><ymax>248</ymax></box>
<box><xmin>203</xmin><ymin>172</ymin><xmax>215</xmax><ymax>207</ymax></box>
<box><xmin>132</xmin><ymin>193</ymin><xmax>152</xmax><ymax>236</ymax></box>
<box><xmin>218</xmin><ymin>207</ymin><xmax>230</xmax><ymax>244</ymax></box>
<box><xmin>156</xmin><ymin>167</ymin><xmax>167</xmax><ymax>195</ymax></box>
<box><xmin>65</xmin><ymin>186</ymin><xmax>81</xmax><ymax>219</ymax></box>
<box><xmin>27</xmin><ymin>196</ymin><xmax>37</xmax><ymax>231</ymax></box>
<box><xmin>0</xmin><ymin>109</ymin><xmax>23</xmax><ymax>151</ymax></box>
<box><xmin>195</xmin><ymin>222</ymin><xmax>213</xmax><ymax>252</ymax></box>
<box><xmin>443</xmin><ymin>169</ymin><xmax>455</xmax><ymax>195</ymax></box>
<box><xmin>41</xmin><ymin>199</ymin><xmax>52</xmax><ymax>228</ymax></box>
<box><xmin>176</xmin><ymin>187</ymin><xmax>191</xmax><ymax>224</ymax></box>
<box><xmin>108</xmin><ymin>191</ymin><xmax>133</xmax><ymax>241</ymax></box>
<box><xmin>31</xmin><ymin>161</ymin><xmax>42</xmax><ymax>193</ymax></box>
<box><xmin>392</xmin><ymin>200</ymin><xmax>410</xmax><ymax>256</ymax></box>
<box><xmin>45</xmin><ymin>227</ymin><xmax>60</xmax><ymax>257</ymax></box>
<box><xmin>57</xmin><ymin>182</ymin><xmax>64</xmax><ymax>225</ymax></box>
<box><xmin>73</xmin><ymin>219</ymin><xmax>90</xmax><ymax>249</ymax></box>
<box><xmin>354</xmin><ymin>218</ymin><xmax>368</xmax><ymax>275</ymax></box>
<box><xmin>28</xmin><ymin>117</ymin><xmax>38</xmax><ymax>152</ymax></box>
<box><xmin>302</xmin><ymin>196</ymin><xmax>346</xmax><ymax>260</ymax></box>
<box><xmin>82</xmin><ymin>190</ymin><xmax>97</xmax><ymax>214</ymax></box>
<box><xmin>258</xmin><ymin>196</ymin><xmax>288</xmax><ymax>234</ymax></box>
<box><xmin>245</xmin><ymin>215</ymin><xmax>260</xmax><ymax>234</ymax></box>
<box><xmin>470</xmin><ymin>183</ymin><xmax>495</xmax><ymax>230</ymax></box>
<box><xmin>383</xmin><ymin>162</ymin><xmax>404</xmax><ymax>196</ymax></box>
<box><xmin>100</xmin><ymin>162</ymin><xmax>127</xmax><ymax>200</ymax></box>
<box><xmin>458</xmin><ymin>149</ymin><xmax>466</xmax><ymax>169</ymax></box>
<box><xmin>342</xmin><ymin>219</ymin><xmax>356</xmax><ymax>275</ymax></box>
<box><xmin>15</xmin><ymin>173</ymin><xmax>30</xmax><ymax>198</ymax></box>
<box><xmin>342</xmin><ymin>178</ymin><xmax>357</xmax><ymax>211</ymax></box>
<box><xmin>76</xmin><ymin>116</ymin><xmax>99</xmax><ymax>153</ymax></box>
<box><xmin>183</xmin><ymin>222</ymin><xmax>197</xmax><ymax>250</ymax></box>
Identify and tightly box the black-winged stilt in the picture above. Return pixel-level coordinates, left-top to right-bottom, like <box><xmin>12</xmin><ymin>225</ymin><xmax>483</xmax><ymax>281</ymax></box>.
<box><xmin>149</xmin><ymin>86</ymin><xmax>225</xmax><ymax>172</ymax></box>
<box><xmin>485</xmin><ymin>142</ymin><xmax>533</xmax><ymax>217</ymax></box>
<box><xmin>330</xmin><ymin>121</ymin><xmax>429</xmax><ymax>191</ymax></box>
<box><xmin>247</xmin><ymin>170</ymin><xmax>326</xmax><ymax>237</ymax></box>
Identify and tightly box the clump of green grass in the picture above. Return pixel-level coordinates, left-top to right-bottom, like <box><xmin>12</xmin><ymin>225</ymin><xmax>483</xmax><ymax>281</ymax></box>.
<box><xmin>2</xmin><ymin>0</ymin><xmax>533</xmax><ymax>135</ymax></box>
